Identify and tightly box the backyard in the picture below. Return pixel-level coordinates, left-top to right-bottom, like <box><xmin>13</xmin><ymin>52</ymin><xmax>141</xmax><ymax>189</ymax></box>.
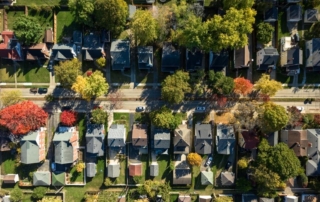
<box><xmin>28</xmin><ymin>9</ymin><xmax>54</xmax><ymax>41</ymax></box>
<box><xmin>16</xmin><ymin>0</ymin><xmax>68</xmax><ymax>5</ymax></box>
<box><xmin>117</xmin><ymin>159</ymin><xmax>127</xmax><ymax>184</ymax></box>
<box><xmin>85</xmin><ymin>158</ymin><xmax>105</xmax><ymax>191</ymax></box>
<box><xmin>6</xmin><ymin>10</ymin><xmax>24</xmax><ymax>30</ymax></box>
<box><xmin>77</xmin><ymin>113</ymin><xmax>87</xmax><ymax>146</ymax></box>
<box><xmin>56</xmin><ymin>11</ymin><xmax>80</xmax><ymax>42</ymax></box>
<box><xmin>154</xmin><ymin>155</ymin><xmax>171</xmax><ymax>182</ymax></box>
<box><xmin>1</xmin><ymin>152</ymin><xmax>15</xmax><ymax>175</ymax></box>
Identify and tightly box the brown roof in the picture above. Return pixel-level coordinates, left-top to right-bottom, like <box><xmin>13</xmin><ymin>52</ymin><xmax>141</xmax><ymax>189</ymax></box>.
<box><xmin>45</xmin><ymin>29</ymin><xmax>53</xmax><ymax>43</ymax></box>
<box><xmin>178</xmin><ymin>195</ymin><xmax>191</xmax><ymax>202</ymax></box>
<box><xmin>282</xmin><ymin>130</ymin><xmax>308</xmax><ymax>156</ymax></box>
<box><xmin>239</xmin><ymin>130</ymin><xmax>259</xmax><ymax>150</ymax></box>
<box><xmin>3</xmin><ymin>174</ymin><xmax>19</xmax><ymax>183</ymax></box>
<box><xmin>132</xmin><ymin>124</ymin><xmax>148</xmax><ymax>147</ymax></box>
<box><xmin>129</xmin><ymin>163</ymin><xmax>142</xmax><ymax>176</ymax></box>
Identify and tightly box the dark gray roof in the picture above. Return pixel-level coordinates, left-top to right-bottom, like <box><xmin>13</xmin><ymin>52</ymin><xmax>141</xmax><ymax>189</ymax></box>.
<box><xmin>173</xmin><ymin>159</ymin><xmax>191</xmax><ymax>185</ymax></box>
<box><xmin>82</xmin><ymin>49</ymin><xmax>103</xmax><ymax>61</ymax></box>
<box><xmin>20</xmin><ymin>131</ymin><xmax>41</xmax><ymax>164</ymax></box>
<box><xmin>138</xmin><ymin>46</ymin><xmax>153</xmax><ymax>69</ymax></box>
<box><xmin>154</xmin><ymin>129</ymin><xmax>170</xmax><ymax>149</ymax></box>
<box><xmin>108</xmin><ymin>124</ymin><xmax>126</xmax><ymax>147</ymax></box>
<box><xmin>161</xmin><ymin>42</ymin><xmax>181</xmax><ymax>72</ymax></box>
<box><xmin>33</xmin><ymin>171</ymin><xmax>51</xmax><ymax>186</ymax></box>
<box><xmin>110</xmin><ymin>40</ymin><xmax>130</xmax><ymax>70</ymax></box>
<box><xmin>174</xmin><ymin>127</ymin><xmax>191</xmax><ymax>154</ymax></box>
<box><xmin>264</xmin><ymin>7</ymin><xmax>278</xmax><ymax>22</ymax></box>
<box><xmin>83</xmin><ymin>33</ymin><xmax>100</xmax><ymax>49</ymax></box>
<box><xmin>186</xmin><ymin>49</ymin><xmax>203</xmax><ymax>71</ymax></box>
<box><xmin>86</xmin><ymin>124</ymin><xmax>105</xmax><ymax>156</ymax></box>
<box><xmin>216</xmin><ymin>124</ymin><xmax>235</xmax><ymax>155</ymax></box>
<box><xmin>285</xmin><ymin>47</ymin><xmax>302</xmax><ymax>68</ymax></box>
<box><xmin>51</xmin><ymin>44</ymin><xmax>76</xmax><ymax>60</ymax></box>
<box><xmin>305</xmin><ymin>9</ymin><xmax>319</xmax><ymax>23</ymax></box>
<box><xmin>86</xmin><ymin>163</ymin><xmax>97</xmax><ymax>177</ymax></box>
<box><xmin>306</xmin><ymin>129</ymin><xmax>320</xmax><ymax>176</ymax></box>
<box><xmin>108</xmin><ymin>163</ymin><xmax>120</xmax><ymax>178</ymax></box>
<box><xmin>287</xmin><ymin>5</ymin><xmax>302</xmax><ymax>22</ymax></box>
<box><xmin>267</xmin><ymin>131</ymin><xmax>278</xmax><ymax>146</ymax></box>
<box><xmin>242</xmin><ymin>194</ymin><xmax>258</xmax><ymax>202</ymax></box>
<box><xmin>221</xmin><ymin>172</ymin><xmax>235</xmax><ymax>186</ymax></box>
<box><xmin>194</xmin><ymin>123</ymin><xmax>212</xmax><ymax>154</ymax></box>
<box><xmin>256</xmin><ymin>47</ymin><xmax>279</xmax><ymax>70</ymax></box>
<box><xmin>201</xmin><ymin>171</ymin><xmax>213</xmax><ymax>185</ymax></box>
<box><xmin>150</xmin><ymin>163</ymin><xmax>159</xmax><ymax>177</ymax></box>
<box><xmin>209</xmin><ymin>50</ymin><xmax>229</xmax><ymax>72</ymax></box>
<box><xmin>306</xmin><ymin>38</ymin><xmax>320</xmax><ymax>70</ymax></box>
<box><xmin>73</xmin><ymin>31</ymin><xmax>82</xmax><ymax>44</ymax></box>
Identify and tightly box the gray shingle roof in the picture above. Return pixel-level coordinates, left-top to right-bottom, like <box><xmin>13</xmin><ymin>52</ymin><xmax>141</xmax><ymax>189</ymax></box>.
<box><xmin>201</xmin><ymin>171</ymin><xmax>213</xmax><ymax>185</ymax></box>
<box><xmin>209</xmin><ymin>50</ymin><xmax>229</xmax><ymax>72</ymax></box>
<box><xmin>306</xmin><ymin>129</ymin><xmax>320</xmax><ymax>176</ymax></box>
<box><xmin>86</xmin><ymin>124</ymin><xmax>105</xmax><ymax>156</ymax></box>
<box><xmin>108</xmin><ymin>163</ymin><xmax>120</xmax><ymax>178</ymax></box>
<box><xmin>174</xmin><ymin>126</ymin><xmax>191</xmax><ymax>154</ymax></box>
<box><xmin>287</xmin><ymin>5</ymin><xmax>302</xmax><ymax>22</ymax></box>
<box><xmin>53</xmin><ymin>128</ymin><xmax>77</xmax><ymax>164</ymax></box>
<box><xmin>161</xmin><ymin>42</ymin><xmax>181</xmax><ymax>72</ymax></box>
<box><xmin>256</xmin><ymin>47</ymin><xmax>279</xmax><ymax>70</ymax></box>
<box><xmin>221</xmin><ymin>172</ymin><xmax>235</xmax><ymax>186</ymax></box>
<box><xmin>305</xmin><ymin>9</ymin><xmax>319</xmax><ymax>23</ymax></box>
<box><xmin>138</xmin><ymin>46</ymin><xmax>153</xmax><ymax>69</ymax></box>
<box><xmin>264</xmin><ymin>6</ymin><xmax>278</xmax><ymax>22</ymax></box>
<box><xmin>86</xmin><ymin>163</ymin><xmax>97</xmax><ymax>177</ymax></box>
<box><xmin>150</xmin><ymin>163</ymin><xmax>159</xmax><ymax>177</ymax></box>
<box><xmin>73</xmin><ymin>31</ymin><xmax>82</xmax><ymax>44</ymax></box>
<box><xmin>267</xmin><ymin>131</ymin><xmax>278</xmax><ymax>146</ymax></box>
<box><xmin>51</xmin><ymin>44</ymin><xmax>76</xmax><ymax>60</ymax></box>
<box><xmin>110</xmin><ymin>40</ymin><xmax>130</xmax><ymax>70</ymax></box>
<box><xmin>242</xmin><ymin>194</ymin><xmax>258</xmax><ymax>202</ymax></box>
<box><xmin>306</xmin><ymin>38</ymin><xmax>320</xmax><ymax>70</ymax></box>
<box><xmin>194</xmin><ymin>123</ymin><xmax>212</xmax><ymax>154</ymax></box>
<box><xmin>21</xmin><ymin>131</ymin><xmax>41</xmax><ymax>164</ymax></box>
<box><xmin>108</xmin><ymin>124</ymin><xmax>126</xmax><ymax>147</ymax></box>
<box><xmin>154</xmin><ymin>129</ymin><xmax>170</xmax><ymax>149</ymax></box>
<box><xmin>285</xmin><ymin>196</ymin><xmax>298</xmax><ymax>202</ymax></box>
<box><xmin>216</xmin><ymin>124</ymin><xmax>235</xmax><ymax>155</ymax></box>
<box><xmin>33</xmin><ymin>171</ymin><xmax>51</xmax><ymax>186</ymax></box>
<box><xmin>259</xmin><ymin>198</ymin><xmax>274</xmax><ymax>202</ymax></box>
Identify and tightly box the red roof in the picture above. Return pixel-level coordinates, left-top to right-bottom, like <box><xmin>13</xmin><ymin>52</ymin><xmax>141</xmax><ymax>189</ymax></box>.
<box><xmin>240</xmin><ymin>130</ymin><xmax>259</xmax><ymax>150</ymax></box>
<box><xmin>129</xmin><ymin>163</ymin><xmax>142</xmax><ymax>176</ymax></box>
<box><xmin>2</xmin><ymin>31</ymin><xmax>14</xmax><ymax>44</ymax></box>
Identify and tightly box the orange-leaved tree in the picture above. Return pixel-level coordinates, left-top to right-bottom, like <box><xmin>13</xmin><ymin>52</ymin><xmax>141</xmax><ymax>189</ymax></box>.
<box><xmin>0</xmin><ymin>101</ymin><xmax>48</xmax><ymax>135</ymax></box>
<box><xmin>60</xmin><ymin>110</ymin><xmax>77</xmax><ymax>126</ymax></box>
<box><xmin>187</xmin><ymin>153</ymin><xmax>202</xmax><ymax>166</ymax></box>
<box><xmin>234</xmin><ymin>77</ymin><xmax>253</xmax><ymax>95</ymax></box>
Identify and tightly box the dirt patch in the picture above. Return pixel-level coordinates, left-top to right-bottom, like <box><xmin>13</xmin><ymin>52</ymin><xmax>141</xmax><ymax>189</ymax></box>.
<box><xmin>213</xmin><ymin>112</ymin><xmax>234</xmax><ymax>124</ymax></box>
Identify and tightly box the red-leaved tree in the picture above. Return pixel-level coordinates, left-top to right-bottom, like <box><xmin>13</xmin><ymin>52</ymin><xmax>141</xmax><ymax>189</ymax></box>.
<box><xmin>0</xmin><ymin>101</ymin><xmax>48</xmax><ymax>135</ymax></box>
<box><xmin>60</xmin><ymin>110</ymin><xmax>77</xmax><ymax>126</ymax></box>
<box><xmin>234</xmin><ymin>77</ymin><xmax>253</xmax><ymax>95</ymax></box>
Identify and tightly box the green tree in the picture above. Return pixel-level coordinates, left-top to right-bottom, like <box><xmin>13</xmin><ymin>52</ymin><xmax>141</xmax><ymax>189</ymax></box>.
<box><xmin>68</xmin><ymin>0</ymin><xmax>94</xmax><ymax>26</ymax></box>
<box><xmin>138</xmin><ymin>180</ymin><xmax>170</xmax><ymax>201</ymax></box>
<box><xmin>236</xmin><ymin>177</ymin><xmax>252</xmax><ymax>192</ymax></box>
<box><xmin>223</xmin><ymin>0</ymin><xmax>255</xmax><ymax>9</ymax></box>
<box><xmin>91</xmin><ymin>108</ymin><xmax>108</xmax><ymax>124</ymax></box>
<box><xmin>54</xmin><ymin>59</ymin><xmax>83</xmax><ymax>88</ymax></box>
<box><xmin>153</xmin><ymin>5</ymin><xmax>174</xmax><ymax>42</ymax></box>
<box><xmin>237</xmin><ymin>157</ymin><xmax>249</xmax><ymax>169</ymax></box>
<box><xmin>254</xmin><ymin>165</ymin><xmax>282</xmax><ymax>198</ymax></box>
<box><xmin>150</xmin><ymin>107</ymin><xmax>182</xmax><ymax>130</ymax></box>
<box><xmin>256</xmin><ymin>22</ymin><xmax>274</xmax><ymax>44</ymax></box>
<box><xmin>130</xmin><ymin>10</ymin><xmax>157</xmax><ymax>46</ymax></box>
<box><xmin>259</xmin><ymin>102</ymin><xmax>289</xmax><ymax>132</ymax></box>
<box><xmin>96</xmin><ymin>57</ymin><xmax>106</xmax><ymax>68</ymax></box>
<box><xmin>161</xmin><ymin>70</ymin><xmax>191</xmax><ymax>104</ymax></box>
<box><xmin>0</xmin><ymin>90</ymin><xmax>24</xmax><ymax>108</ymax></box>
<box><xmin>32</xmin><ymin>187</ymin><xmax>47</xmax><ymax>200</ymax></box>
<box><xmin>94</xmin><ymin>0</ymin><xmax>128</xmax><ymax>37</ymax></box>
<box><xmin>215</xmin><ymin>196</ymin><xmax>233</xmax><ymax>202</ymax></box>
<box><xmin>207</xmin><ymin>71</ymin><xmax>235</xmax><ymax>95</ymax></box>
<box><xmin>10</xmin><ymin>186</ymin><xmax>23</xmax><ymax>202</ymax></box>
<box><xmin>13</xmin><ymin>16</ymin><xmax>42</xmax><ymax>45</ymax></box>
<box><xmin>254</xmin><ymin>74</ymin><xmax>282</xmax><ymax>97</ymax></box>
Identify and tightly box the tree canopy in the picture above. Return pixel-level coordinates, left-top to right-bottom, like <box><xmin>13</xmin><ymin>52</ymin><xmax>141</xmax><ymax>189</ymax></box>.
<box><xmin>68</xmin><ymin>0</ymin><xmax>94</xmax><ymax>26</ymax></box>
<box><xmin>255</xmin><ymin>74</ymin><xmax>282</xmax><ymax>96</ymax></box>
<box><xmin>259</xmin><ymin>102</ymin><xmax>289</xmax><ymax>132</ymax></box>
<box><xmin>234</xmin><ymin>77</ymin><xmax>253</xmax><ymax>95</ymax></box>
<box><xmin>91</xmin><ymin>108</ymin><xmax>108</xmax><ymax>124</ymax></box>
<box><xmin>13</xmin><ymin>16</ymin><xmax>42</xmax><ymax>45</ymax></box>
<box><xmin>94</xmin><ymin>0</ymin><xmax>128</xmax><ymax>37</ymax></box>
<box><xmin>60</xmin><ymin>110</ymin><xmax>77</xmax><ymax>126</ymax></box>
<box><xmin>54</xmin><ymin>59</ymin><xmax>83</xmax><ymax>88</ymax></box>
<box><xmin>223</xmin><ymin>0</ymin><xmax>255</xmax><ymax>9</ymax></box>
<box><xmin>234</xmin><ymin>102</ymin><xmax>259</xmax><ymax>129</ymax></box>
<box><xmin>130</xmin><ymin>10</ymin><xmax>157</xmax><ymax>46</ymax></box>
<box><xmin>32</xmin><ymin>187</ymin><xmax>47</xmax><ymax>200</ymax></box>
<box><xmin>150</xmin><ymin>107</ymin><xmax>182</xmax><ymax>130</ymax></box>
<box><xmin>96</xmin><ymin>57</ymin><xmax>106</xmax><ymax>68</ymax></box>
<box><xmin>256</xmin><ymin>22</ymin><xmax>274</xmax><ymax>44</ymax></box>
<box><xmin>161</xmin><ymin>70</ymin><xmax>191</xmax><ymax>104</ymax></box>
<box><xmin>0</xmin><ymin>101</ymin><xmax>48</xmax><ymax>135</ymax></box>
<box><xmin>187</xmin><ymin>153</ymin><xmax>202</xmax><ymax>166</ymax></box>
<box><xmin>153</xmin><ymin>5</ymin><xmax>174</xmax><ymax>42</ymax></box>
<box><xmin>0</xmin><ymin>90</ymin><xmax>24</xmax><ymax>108</ymax></box>
<box><xmin>207</xmin><ymin>70</ymin><xmax>235</xmax><ymax>95</ymax></box>
<box><xmin>137</xmin><ymin>180</ymin><xmax>170</xmax><ymax>201</ymax></box>
<box><xmin>215</xmin><ymin>196</ymin><xmax>233</xmax><ymax>202</ymax></box>
<box><xmin>10</xmin><ymin>186</ymin><xmax>23</xmax><ymax>202</ymax></box>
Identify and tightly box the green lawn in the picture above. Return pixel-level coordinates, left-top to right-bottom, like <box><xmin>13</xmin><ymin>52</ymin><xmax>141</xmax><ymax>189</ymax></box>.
<box><xmin>28</xmin><ymin>9</ymin><xmax>53</xmax><ymax>41</ymax></box>
<box><xmin>56</xmin><ymin>11</ymin><xmax>80</xmax><ymax>42</ymax></box>
<box><xmin>118</xmin><ymin>159</ymin><xmax>127</xmax><ymax>184</ymax></box>
<box><xmin>278</xmin><ymin>11</ymin><xmax>290</xmax><ymax>39</ymax></box>
<box><xmin>21</xmin><ymin>193</ymin><xmax>32</xmax><ymax>202</ymax></box>
<box><xmin>70</xmin><ymin>166</ymin><xmax>84</xmax><ymax>182</ymax></box>
<box><xmin>110</xmin><ymin>70</ymin><xmax>131</xmax><ymax>83</ymax></box>
<box><xmin>86</xmin><ymin>158</ymin><xmax>105</xmax><ymax>190</ymax></box>
<box><xmin>6</xmin><ymin>10</ymin><xmax>25</xmax><ymax>30</ymax></box>
<box><xmin>0</xmin><ymin>61</ymin><xmax>50</xmax><ymax>83</ymax></box>
<box><xmin>16</xmin><ymin>0</ymin><xmax>67</xmax><ymax>5</ymax></box>
<box><xmin>1</xmin><ymin>152</ymin><xmax>15</xmax><ymax>175</ymax></box>
<box><xmin>136</xmin><ymin>68</ymin><xmax>153</xmax><ymax>84</ymax></box>
<box><xmin>154</xmin><ymin>155</ymin><xmax>171</xmax><ymax>182</ymax></box>
<box><xmin>65</xmin><ymin>187</ymin><xmax>85</xmax><ymax>202</ymax></box>
<box><xmin>141</xmin><ymin>154</ymin><xmax>149</xmax><ymax>182</ymax></box>
<box><xmin>77</xmin><ymin>113</ymin><xmax>86</xmax><ymax>146</ymax></box>
<box><xmin>113</xmin><ymin>113</ymin><xmax>130</xmax><ymax>141</ymax></box>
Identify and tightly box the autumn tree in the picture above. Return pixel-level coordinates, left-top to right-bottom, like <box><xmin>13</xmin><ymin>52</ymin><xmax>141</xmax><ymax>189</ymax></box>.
<box><xmin>0</xmin><ymin>101</ymin><xmax>48</xmax><ymax>135</ymax></box>
<box><xmin>254</xmin><ymin>165</ymin><xmax>282</xmax><ymax>198</ymax></box>
<box><xmin>255</xmin><ymin>74</ymin><xmax>282</xmax><ymax>97</ymax></box>
<box><xmin>257</xmin><ymin>22</ymin><xmax>274</xmax><ymax>44</ymax></box>
<box><xmin>0</xmin><ymin>90</ymin><xmax>24</xmax><ymax>108</ymax></box>
<box><xmin>161</xmin><ymin>70</ymin><xmax>191</xmax><ymax>104</ymax></box>
<box><xmin>32</xmin><ymin>187</ymin><xmax>47</xmax><ymax>200</ymax></box>
<box><xmin>13</xmin><ymin>16</ymin><xmax>42</xmax><ymax>45</ymax></box>
<box><xmin>153</xmin><ymin>5</ymin><xmax>174</xmax><ymax>42</ymax></box>
<box><xmin>91</xmin><ymin>108</ymin><xmax>108</xmax><ymax>124</ymax></box>
<box><xmin>223</xmin><ymin>0</ymin><xmax>255</xmax><ymax>9</ymax></box>
<box><xmin>96</xmin><ymin>57</ymin><xmax>106</xmax><ymax>68</ymax></box>
<box><xmin>72</xmin><ymin>71</ymin><xmax>109</xmax><ymax>101</ymax></box>
<box><xmin>287</xmin><ymin>106</ymin><xmax>303</xmax><ymax>129</ymax></box>
<box><xmin>150</xmin><ymin>107</ymin><xmax>182</xmax><ymax>130</ymax></box>
<box><xmin>60</xmin><ymin>110</ymin><xmax>77</xmax><ymax>126</ymax></box>
<box><xmin>187</xmin><ymin>153</ymin><xmax>202</xmax><ymax>166</ymax></box>
<box><xmin>238</xmin><ymin>157</ymin><xmax>249</xmax><ymax>169</ymax></box>
<box><xmin>130</xmin><ymin>10</ymin><xmax>157</xmax><ymax>46</ymax></box>
<box><xmin>258</xmin><ymin>102</ymin><xmax>289</xmax><ymax>132</ymax></box>
<box><xmin>94</xmin><ymin>0</ymin><xmax>128</xmax><ymax>37</ymax></box>
<box><xmin>54</xmin><ymin>59</ymin><xmax>83</xmax><ymax>88</ymax></box>
<box><xmin>234</xmin><ymin>102</ymin><xmax>259</xmax><ymax>129</ymax></box>
<box><xmin>68</xmin><ymin>0</ymin><xmax>94</xmax><ymax>26</ymax></box>
<box><xmin>215</xmin><ymin>196</ymin><xmax>233</xmax><ymax>202</ymax></box>
<box><xmin>234</xmin><ymin>77</ymin><xmax>253</xmax><ymax>95</ymax></box>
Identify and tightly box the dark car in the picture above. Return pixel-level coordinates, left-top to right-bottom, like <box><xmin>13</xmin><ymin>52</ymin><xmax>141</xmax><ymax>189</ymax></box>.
<box><xmin>47</xmin><ymin>60</ymin><xmax>53</xmax><ymax>71</ymax></box>
<box><xmin>38</xmin><ymin>88</ymin><xmax>48</xmax><ymax>94</ymax></box>
<box><xmin>136</xmin><ymin>106</ymin><xmax>145</xmax><ymax>112</ymax></box>
<box><xmin>61</xmin><ymin>106</ymin><xmax>72</xmax><ymax>111</ymax></box>
<box><xmin>225</xmin><ymin>161</ymin><xmax>232</xmax><ymax>170</ymax></box>
<box><xmin>30</xmin><ymin>87</ymin><xmax>38</xmax><ymax>94</ymax></box>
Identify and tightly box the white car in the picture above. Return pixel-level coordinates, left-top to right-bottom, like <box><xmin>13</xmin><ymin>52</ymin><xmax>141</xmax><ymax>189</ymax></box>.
<box><xmin>196</xmin><ymin>107</ymin><xmax>206</xmax><ymax>111</ymax></box>
<box><xmin>297</xmin><ymin>106</ymin><xmax>304</xmax><ymax>112</ymax></box>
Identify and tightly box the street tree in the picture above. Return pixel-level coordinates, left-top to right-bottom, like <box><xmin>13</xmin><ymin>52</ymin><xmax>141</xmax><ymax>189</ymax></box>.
<box><xmin>150</xmin><ymin>107</ymin><xmax>182</xmax><ymax>130</ymax></box>
<box><xmin>0</xmin><ymin>90</ymin><xmax>24</xmax><ymax>108</ymax></box>
<box><xmin>0</xmin><ymin>101</ymin><xmax>48</xmax><ymax>135</ymax></box>
<box><xmin>32</xmin><ymin>187</ymin><xmax>47</xmax><ymax>200</ymax></box>
<box><xmin>94</xmin><ymin>0</ymin><xmax>128</xmax><ymax>37</ymax></box>
<box><xmin>190</xmin><ymin>69</ymin><xmax>206</xmax><ymax>96</ymax></box>
<box><xmin>10</xmin><ymin>186</ymin><xmax>23</xmax><ymax>202</ymax></box>
<box><xmin>254</xmin><ymin>165</ymin><xmax>282</xmax><ymax>198</ymax></box>
<box><xmin>187</xmin><ymin>153</ymin><xmax>202</xmax><ymax>166</ymax></box>
<box><xmin>207</xmin><ymin>71</ymin><xmax>235</xmax><ymax>95</ymax></box>
<box><xmin>255</xmin><ymin>74</ymin><xmax>282</xmax><ymax>97</ymax></box>
<box><xmin>215</xmin><ymin>196</ymin><xmax>233</xmax><ymax>202</ymax></box>
<box><xmin>259</xmin><ymin>102</ymin><xmax>289</xmax><ymax>132</ymax></box>
<box><xmin>68</xmin><ymin>0</ymin><xmax>94</xmax><ymax>26</ymax></box>
<box><xmin>161</xmin><ymin>70</ymin><xmax>191</xmax><ymax>104</ymax></box>
<box><xmin>130</xmin><ymin>10</ymin><xmax>157</xmax><ymax>46</ymax></box>
<box><xmin>13</xmin><ymin>16</ymin><xmax>42</xmax><ymax>45</ymax></box>
<box><xmin>287</xmin><ymin>106</ymin><xmax>303</xmax><ymax>129</ymax></box>
<box><xmin>256</xmin><ymin>22</ymin><xmax>274</xmax><ymax>44</ymax></box>
<box><xmin>54</xmin><ymin>59</ymin><xmax>83</xmax><ymax>88</ymax></box>
<box><xmin>233</xmin><ymin>101</ymin><xmax>259</xmax><ymax>129</ymax></box>
<box><xmin>234</xmin><ymin>77</ymin><xmax>253</xmax><ymax>95</ymax></box>
<box><xmin>223</xmin><ymin>0</ymin><xmax>255</xmax><ymax>9</ymax></box>
<box><xmin>60</xmin><ymin>110</ymin><xmax>77</xmax><ymax>126</ymax></box>
<box><xmin>91</xmin><ymin>108</ymin><xmax>108</xmax><ymax>124</ymax></box>
<box><xmin>96</xmin><ymin>57</ymin><xmax>106</xmax><ymax>68</ymax></box>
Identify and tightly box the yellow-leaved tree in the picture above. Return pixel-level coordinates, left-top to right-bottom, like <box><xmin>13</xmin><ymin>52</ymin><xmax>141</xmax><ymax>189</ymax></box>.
<box><xmin>254</xmin><ymin>74</ymin><xmax>282</xmax><ymax>97</ymax></box>
<box><xmin>187</xmin><ymin>153</ymin><xmax>202</xmax><ymax>166</ymax></box>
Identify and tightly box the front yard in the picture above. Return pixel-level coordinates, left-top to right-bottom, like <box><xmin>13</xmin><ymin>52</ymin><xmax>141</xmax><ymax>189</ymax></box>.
<box><xmin>6</xmin><ymin>10</ymin><xmax>24</xmax><ymax>30</ymax></box>
<box><xmin>110</xmin><ymin>70</ymin><xmax>131</xmax><ymax>84</ymax></box>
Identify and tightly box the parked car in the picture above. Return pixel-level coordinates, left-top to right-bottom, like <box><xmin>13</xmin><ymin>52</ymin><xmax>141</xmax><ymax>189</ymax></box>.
<box><xmin>196</xmin><ymin>106</ymin><xmax>206</xmax><ymax>111</ymax></box>
<box><xmin>136</xmin><ymin>106</ymin><xmax>145</xmax><ymax>112</ymax></box>
<box><xmin>30</xmin><ymin>87</ymin><xmax>38</xmax><ymax>94</ymax></box>
<box><xmin>296</xmin><ymin>106</ymin><xmax>304</xmax><ymax>111</ymax></box>
<box><xmin>38</xmin><ymin>88</ymin><xmax>48</xmax><ymax>94</ymax></box>
<box><xmin>206</xmin><ymin>156</ymin><xmax>213</xmax><ymax>166</ymax></box>
<box><xmin>51</xmin><ymin>162</ymin><xmax>56</xmax><ymax>171</ymax></box>
<box><xmin>225</xmin><ymin>161</ymin><xmax>232</xmax><ymax>170</ymax></box>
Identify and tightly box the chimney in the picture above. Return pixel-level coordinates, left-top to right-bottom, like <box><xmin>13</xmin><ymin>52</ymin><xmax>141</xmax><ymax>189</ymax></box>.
<box><xmin>198</xmin><ymin>130</ymin><xmax>201</xmax><ymax>136</ymax></box>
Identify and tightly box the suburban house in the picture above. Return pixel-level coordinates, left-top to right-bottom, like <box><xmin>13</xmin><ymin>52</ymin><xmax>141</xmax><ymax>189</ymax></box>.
<box><xmin>306</xmin><ymin>129</ymin><xmax>320</xmax><ymax>176</ymax></box>
<box><xmin>287</xmin><ymin>5</ymin><xmax>302</xmax><ymax>22</ymax></box>
<box><xmin>216</xmin><ymin>124</ymin><xmax>235</xmax><ymax>155</ymax></box>
<box><xmin>86</xmin><ymin>162</ymin><xmax>97</xmax><ymax>177</ymax></box>
<box><xmin>306</xmin><ymin>38</ymin><xmax>320</xmax><ymax>71</ymax></box>
<box><xmin>174</xmin><ymin>124</ymin><xmax>191</xmax><ymax>154</ymax></box>
<box><xmin>186</xmin><ymin>49</ymin><xmax>203</xmax><ymax>71</ymax></box>
<box><xmin>242</xmin><ymin>194</ymin><xmax>258</xmax><ymax>202</ymax></box>
<box><xmin>108</xmin><ymin>124</ymin><xmax>126</xmax><ymax>148</ymax></box>
<box><xmin>110</xmin><ymin>40</ymin><xmax>130</xmax><ymax>71</ymax></box>
<box><xmin>132</xmin><ymin>124</ymin><xmax>148</xmax><ymax>152</ymax></box>
<box><xmin>82</xmin><ymin>33</ymin><xmax>105</xmax><ymax>61</ymax></box>
<box><xmin>150</xmin><ymin>162</ymin><xmax>159</xmax><ymax>177</ymax></box>
<box><xmin>304</xmin><ymin>9</ymin><xmax>319</xmax><ymax>23</ymax></box>
<box><xmin>199</xmin><ymin>195</ymin><xmax>212</xmax><ymax>202</ymax></box>
<box><xmin>137</xmin><ymin>46</ymin><xmax>153</xmax><ymax>70</ymax></box>
<box><xmin>161</xmin><ymin>42</ymin><xmax>181</xmax><ymax>73</ymax></box>
<box><xmin>178</xmin><ymin>195</ymin><xmax>191</xmax><ymax>202</ymax></box>
<box><xmin>194</xmin><ymin>123</ymin><xmax>212</xmax><ymax>155</ymax></box>
<box><xmin>256</xmin><ymin>47</ymin><xmax>279</xmax><ymax>71</ymax></box>
<box><xmin>264</xmin><ymin>3</ymin><xmax>278</xmax><ymax>22</ymax></box>
<box><xmin>86</xmin><ymin>124</ymin><xmax>105</xmax><ymax>157</ymax></box>
<box><xmin>24</xmin><ymin>43</ymin><xmax>49</xmax><ymax>60</ymax></box>
<box><xmin>267</xmin><ymin>131</ymin><xmax>279</xmax><ymax>146</ymax></box>
<box><xmin>173</xmin><ymin>154</ymin><xmax>191</xmax><ymax>185</ymax></box>
<box><xmin>234</xmin><ymin>45</ymin><xmax>250</xmax><ymax>69</ymax></box>
<box><xmin>285</xmin><ymin>196</ymin><xmax>298</xmax><ymax>202</ymax></box>
<box><xmin>44</xmin><ymin>28</ymin><xmax>54</xmax><ymax>43</ymax></box>
<box><xmin>108</xmin><ymin>163</ymin><xmax>120</xmax><ymax>178</ymax></box>
<box><xmin>2</xmin><ymin>174</ymin><xmax>19</xmax><ymax>184</ymax></box>
<box><xmin>281</xmin><ymin>130</ymin><xmax>308</xmax><ymax>157</ymax></box>
<box><xmin>53</xmin><ymin>126</ymin><xmax>79</xmax><ymax>167</ymax></box>
<box><xmin>51</xmin><ymin>43</ymin><xmax>77</xmax><ymax>61</ymax></box>
<box><xmin>301</xmin><ymin>195</ymin><xmax>319</xmax><ymax>201</ymax></box>
<box><xmin>20</xmin><ymin>130</ymin><xmax>46</xmax><ymax>164</ymax></box>
<box><xmin>129</xmin><ymin>163</ymin><xmax>142</xmax><ymax>176</ymax></box>
<box><xmin>238</xmin><ymin>130</ymin><xmax>260</xmax><ymax>151</ymax></box>
<box><xmin>153</xmin><ymin>128</ymin><xmax>170</xmax><ymax>155</ymax></box>
<box><xmin>220</xmin><ymin>172</ymin><xmax>235</xmax><ymax>186</ymax></box>
<box><xmin>52</xmin><ymin>172</ymin><xmax>65</xmax><ymax>186</ymax></box>
<box><xmin>209</xmin><ymin>50</ymin><xmax>229</xmax><ymax>72</ymax></box>
<box><xmin>260</xmin><ymin>198</ymin><xmax>274</xmax><ymax>202</ymax></box>
<box><xmin>280</xmin><ymin>37</ymin><xmax>303</xmax><ymax>75</ymax></box>
<box><xmin>201</xmin><ymin>170</ymin><xmax>213</xmax><ymax>185</ymax></box>
<box><xmin>0</xmin><ymin>31</ymin><xmax>23</xmax><ymax>61</ymax></box>
<box><xmin>73</xmin><ymin>31</ymin><xmax>82</xmax><ymax>45</ymax></box>
<box><xmin>33</xmin><ymin>171</ymin><xmax>51</xmax><ymax>186</ymax></box>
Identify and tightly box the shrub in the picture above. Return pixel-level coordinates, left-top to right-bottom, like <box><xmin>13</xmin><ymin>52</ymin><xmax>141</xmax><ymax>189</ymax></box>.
<box><xmin>237</xmin><ymin>157</ymin><xmax>248</xmax><ymax>169</ymax></box>
<box><xmin>104</xmin><ymin>177</ymin><xmax>112</xmax><ymax>186</ymax></box>
<box><xmin>32</xmin><ymin>187</ymin><xmax>47</xmax><ymax>200</ymax></box>
<box><xmin>10</xmin><ymin>186</ymin><xmax>23</xmax><ymax>202</ymax></box>
<box><xmin>45</xmin><ymin>94</ymin><xmax>54</xmax><ymax>102</ymax></box>
<box><xmin>96</xmin><ymin>57</ymin><xmax>106</xmax><ymax>68</ymax></box>
<box><xmin>75</xmin><ymin>162</ymin><xmax>85</xmax><ymax>173</ymax></box>
<box><xmin>133</xmin><ymin>176</ymin><xmax>143</xmax><ymax>184</ymax></box>
<box><xmin>4</xmin><ymin>6</ymin><xmax>9</xmax><ymax>10</ymax></box>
